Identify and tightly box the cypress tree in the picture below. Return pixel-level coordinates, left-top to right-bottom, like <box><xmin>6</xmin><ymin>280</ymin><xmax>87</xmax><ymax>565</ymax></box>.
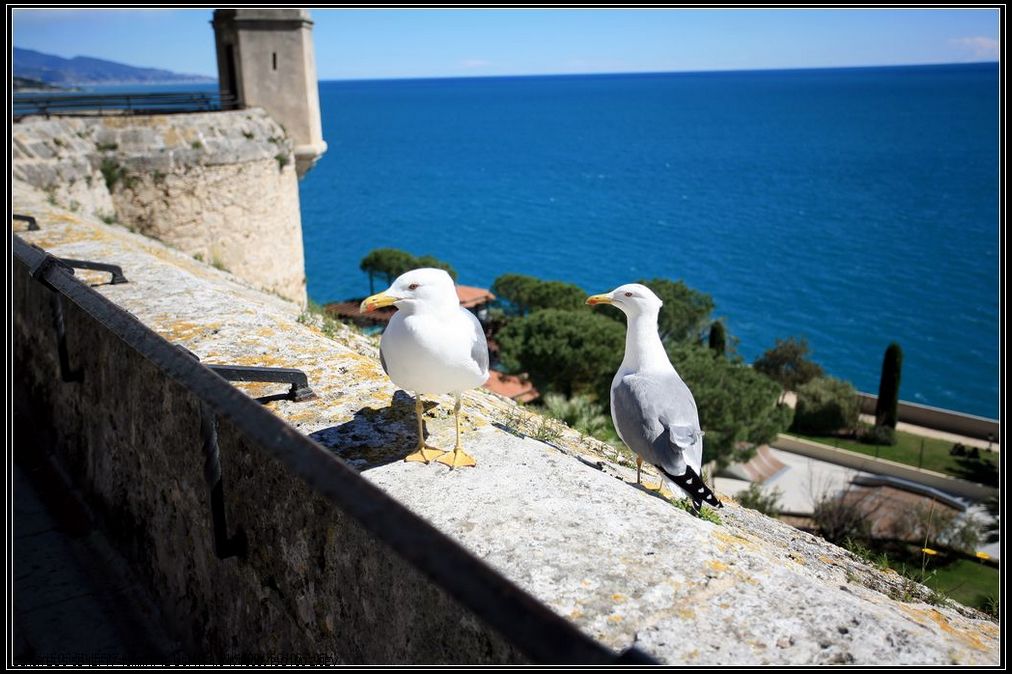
<box><xmin>708</xmin><ymin>320</ymin><xmax>726</xmax><ymax>356</ymax></box>
<box><xmin>875</xmin><ymin>342</ymin><xmax>903</xmax><ymax>429</ymax></box>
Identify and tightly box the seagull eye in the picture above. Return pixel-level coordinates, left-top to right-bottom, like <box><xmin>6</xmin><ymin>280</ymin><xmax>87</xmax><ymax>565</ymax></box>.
<box><xmin>625</xmin><ymin>292</ymin><xmax>634</xmax><ymax>297</ymax></box>
<box><xmin>408</xmin><ymin>283</ymin><xmax>419</xmax><ymax>291</ymax></box>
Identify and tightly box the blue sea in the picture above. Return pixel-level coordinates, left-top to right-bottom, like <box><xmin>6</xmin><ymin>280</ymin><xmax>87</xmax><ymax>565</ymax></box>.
<box><xmin>94</xmin><ymin>66</ymin><xmax>1004</xmax><ymax>419</ymax></box>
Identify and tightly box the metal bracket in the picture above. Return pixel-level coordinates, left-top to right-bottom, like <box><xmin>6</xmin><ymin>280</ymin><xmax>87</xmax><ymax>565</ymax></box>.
<box><xmin>52</xmin><ymin>295</ymin><xmax>83</xmax><ymax>383</ymax></box>
<box><xmin>179</xmin><ymin>352</ymin><xmax>316</xmax><ymax>560</ymax></box>
<box><xmin>198</xmin><ymin>400</ymin><xmax>248</xmax><ymax>560</ymax></box>
<box><xmin>19</xmin><ymin>244</ymin><xmax>82</xmax><ymax>382</ymax></box>
<box><xmin>13</xmin><ymin>214</ymin><xmax>40</xmax><ymax>231</ymax></box>
<box><xmin>206</xmin><ymin>364</ymin><xmax>316</xmax><ymax>402</ymax></box>
<box><xmin>60</xmin><ymin>258</ymin><xmax>128</xmax><ymax>285</ymax></box>
<box><xmin>178</xmin><ymin>346</ymin><xmax>247</xmax><ymax>560</ymax></box>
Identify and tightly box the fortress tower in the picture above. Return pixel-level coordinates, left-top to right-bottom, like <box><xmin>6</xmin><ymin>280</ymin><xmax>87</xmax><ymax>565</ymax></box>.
<box><xmin>212</xmin><ymin>9</ymin><xmax>328</xmax><ymax>176</ymax></box>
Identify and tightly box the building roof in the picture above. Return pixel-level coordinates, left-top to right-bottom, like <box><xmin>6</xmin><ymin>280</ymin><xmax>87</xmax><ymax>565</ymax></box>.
<box><xmin>484</xmin><ymin>370</ymin><xmax>539</xmax><ymax>403</ymax></box>
<box><xmin>456</xmin><ymin>285</ymin><xmax>496</xmax><ymax>309</ymax></box>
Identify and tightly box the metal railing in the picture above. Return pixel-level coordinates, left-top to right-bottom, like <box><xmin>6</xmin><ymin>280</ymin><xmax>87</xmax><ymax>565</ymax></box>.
<box><xmin>13</xmin><ymin>91</ymin><xmax>239</xmax><ymax>119</ymax></box>
<box><xmin>12</xmin><ymin>233</ymin><xmax>656</xmax><ymax>665</ymax></box>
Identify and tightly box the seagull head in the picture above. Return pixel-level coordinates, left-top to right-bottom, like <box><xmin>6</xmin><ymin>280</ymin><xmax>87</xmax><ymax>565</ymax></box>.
<box><xmin>586</xmin><ymin>283</ymin><xmax>663</xmax><ymax>317</ymax></box>
<box><xmin>360</xmin><ymin>268</ymin><xmax>458</xmax><ymax>314</ymax></box>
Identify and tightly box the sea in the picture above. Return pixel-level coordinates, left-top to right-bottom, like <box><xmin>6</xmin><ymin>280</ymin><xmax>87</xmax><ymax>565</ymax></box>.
<box><xmin>81</xmin><ymin>64</ymin><xmax>1004</xmax><ymax>419</ymax></box>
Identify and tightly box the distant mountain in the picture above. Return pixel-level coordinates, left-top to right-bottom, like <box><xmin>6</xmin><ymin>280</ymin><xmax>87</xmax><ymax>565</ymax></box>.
<box><xmin>13</xmin><ymin>76</ymin><xmax>69</xmax><ymax>92</ymax></box>
<box><xmin>13</xmin><ymin>47</ymin><xmax>215</xmax><ymax>86</ymax></box>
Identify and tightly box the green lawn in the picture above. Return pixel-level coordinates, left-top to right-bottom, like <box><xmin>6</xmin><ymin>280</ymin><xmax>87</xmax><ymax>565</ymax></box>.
<box><xmin>786</xmin><ymin>426</ymin><xmax>998</xmax><ymax>486</ymax></box>
<box><xmin>923</xmin><ymin>558</ymin><xmax>1000</xmax><ymax>610</ymax></box>
<box><xmin>883</xmin><ymin>544</ymin><xmax>999</xmax><ymax>612</ymax></box>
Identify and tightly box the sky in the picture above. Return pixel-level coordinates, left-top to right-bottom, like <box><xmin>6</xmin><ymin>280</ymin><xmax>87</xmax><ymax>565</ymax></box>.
<box><xmin>11</xmin><ymin>7</ymin><xmax>1001</xmax><ymax>80</ymax></box>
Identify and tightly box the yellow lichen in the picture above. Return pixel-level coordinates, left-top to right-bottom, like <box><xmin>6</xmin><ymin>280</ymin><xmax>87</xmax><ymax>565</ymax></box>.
<box><xmin>899</xmin><ymin>606</ymin><xmax>990</xmax><ymax>652</ymax></box>
<box><xmin>707</xmin><ymin>559</ymin><xmax>730</xmax><ymax>573</ymax></box>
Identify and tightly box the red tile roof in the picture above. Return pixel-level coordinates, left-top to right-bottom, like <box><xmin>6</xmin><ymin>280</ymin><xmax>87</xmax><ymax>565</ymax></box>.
<box><xmin>484</xmin><ymin>370</ymin><xmax>539</xmax><ymax>403</ymax></box>
<box><xmin>456</xmin><ymin>285</ymin><xmax>496</xmax><ymax>309</ymax></box>
<box><xmin>326</xmin><ymin>285</ymin><xmax>496</xmax><ymax>322</ymax></box>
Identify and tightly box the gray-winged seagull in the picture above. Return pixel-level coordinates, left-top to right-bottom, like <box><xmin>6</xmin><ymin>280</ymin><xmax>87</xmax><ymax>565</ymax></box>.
<box><xmin>587</xmin><ymin>283</ymin><xmax>722</xmax><ymax>510</ymax></box>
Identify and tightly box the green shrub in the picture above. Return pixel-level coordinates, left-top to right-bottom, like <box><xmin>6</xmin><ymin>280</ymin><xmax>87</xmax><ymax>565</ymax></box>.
<box><xmin>541</xmin><ymin>393</ymin><xmax>612</xmax><ymax>440</ymax></box>
<box><xmin>860</xmin><ymin>424</ymin><xmax>896</xmax><ymax>446</ymax></box>
<box><xmin>813</xmin><ymin>493</ymin><xmax>871</xmax><ymax>545</ymax></box>
<box><xmin>735</xmin><ymin>482</ymin><xmax>782</xmax><ymax>517</ymax></box>
<box><xmin>791</xmin><ymin>376</ymin><xmax>860</xmax><ymax>435</ymax></box>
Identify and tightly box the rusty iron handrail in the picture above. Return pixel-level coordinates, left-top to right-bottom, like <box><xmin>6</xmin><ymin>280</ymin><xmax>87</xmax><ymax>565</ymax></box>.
<box><xmin>12</xmin><ymin>234</ymin><xmax>656</xmax><ymax>665</ymax></box>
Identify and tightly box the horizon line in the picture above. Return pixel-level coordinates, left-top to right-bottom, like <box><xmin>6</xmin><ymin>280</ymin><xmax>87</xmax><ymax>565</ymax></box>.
<box><xmin>319</xmin><ymin>59</ymin><xmax>999</xmax><ymax>84</ymax></box>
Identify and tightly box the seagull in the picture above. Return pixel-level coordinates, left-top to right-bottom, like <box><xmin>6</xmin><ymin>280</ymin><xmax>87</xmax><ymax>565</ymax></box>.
<box><xmin>587</xmin><ymin>284</ymin><xmax>722</xmax><ymax>510</ymax></box>
<box><xmin>360</xmin><ymin>268</ymin><xmax>489</xmax><ymax>468</ymax></box>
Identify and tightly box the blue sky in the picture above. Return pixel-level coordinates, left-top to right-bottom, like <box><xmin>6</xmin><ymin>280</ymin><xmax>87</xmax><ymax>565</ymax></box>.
<box><xmin>12</xmin><ymin>8</ymin><xmax>1001</xmax><ymax>80</ymax></box>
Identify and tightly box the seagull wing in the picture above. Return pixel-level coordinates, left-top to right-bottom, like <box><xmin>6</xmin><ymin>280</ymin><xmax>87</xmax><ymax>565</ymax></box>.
<box><xmin>612</xmin><ymin>371</ymin><xmax>721</xmax><ymax>510</ymax></box>
<box><xmin>462</xmin><ymin>307</ymin><xmax>489</xmax><ymax>376</ymax></box>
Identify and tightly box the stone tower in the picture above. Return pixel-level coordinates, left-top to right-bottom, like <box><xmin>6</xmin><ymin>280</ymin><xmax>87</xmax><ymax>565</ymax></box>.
<box><xmin>212</xmin><ymin>9</ymin><xmax>328</xmax><ymax>176</ymax></box>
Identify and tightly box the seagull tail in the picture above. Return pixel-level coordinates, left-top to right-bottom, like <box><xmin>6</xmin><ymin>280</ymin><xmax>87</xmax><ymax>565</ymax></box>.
<box><xmin>657</xmin><ymin>465</ymin><xmax>723</xmax><ymax>511</ymax></box>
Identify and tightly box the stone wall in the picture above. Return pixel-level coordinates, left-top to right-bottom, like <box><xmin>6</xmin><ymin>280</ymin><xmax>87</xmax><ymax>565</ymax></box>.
<box><xmin>12</xmin><ymin>109</ymin><xmax>307</xmax><ymax>305</ymax></box>
<box><xmin>774</xmin><ymin>435</ymin><xmax>997</xmax><ymax>502</ymax></box>
<box><xmin>11</xmin><ymin>188</ymin><xmax>1000</xmax><ymax>665</ymax></box>
<box><xmin>857</xmin><ymin>393</ymin><xmax>1000</xmax><ymax>441</ymax></box>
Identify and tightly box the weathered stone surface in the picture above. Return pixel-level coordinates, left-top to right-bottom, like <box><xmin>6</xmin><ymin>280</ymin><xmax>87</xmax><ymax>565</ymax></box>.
<box><xmin>11</xmin><ymin>190</ymin><xmax>1000</xmax><ymax>665</ymax></box>
<box><xmin>12</xmin><ymin>110</ymin><xmax>306</xmax><ymax>305</ymax></box>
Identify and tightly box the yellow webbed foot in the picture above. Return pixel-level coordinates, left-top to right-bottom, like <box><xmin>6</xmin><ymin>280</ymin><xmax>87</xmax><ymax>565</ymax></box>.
<box><xmin>640</xmin><ymin>482</ymin><xmax>674</xmax><ymax>499</ymax></box>
<box><xmin>405</xmin><ymin>445</ymin><xmax>444</xmax><ymax>464</ymax></box>
<box><xmin>435</xmin><ymin>448</ymin><xmax>477</xmax><ymax>469</ymax></box>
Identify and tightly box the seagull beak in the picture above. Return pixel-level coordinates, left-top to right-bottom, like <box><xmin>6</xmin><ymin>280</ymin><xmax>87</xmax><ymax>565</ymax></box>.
<box><xmin>360</xmin><ymin>292</ymin><xmax>399</xmax><ymax>313</ymax></box>
<box><xmin>586</xmin><ymin>293</ymin><xmax>613</xmax><ymax>306</ymax></box>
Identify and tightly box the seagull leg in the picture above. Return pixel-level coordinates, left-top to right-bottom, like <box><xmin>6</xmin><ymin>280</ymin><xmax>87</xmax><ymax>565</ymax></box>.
<box><xmin>404</xmin><ymin>394</ymin><xmax>443</xmax><ymax>464</ymax></box>
<box><xmin>638</xmin><ymin>461</ymin><xmax>673</xmax><ymax>498</ymax></box>
<box><xmin>436</xmin><ymin>395</ymin><xmax>477</xmax><ymax>469</ymax></box>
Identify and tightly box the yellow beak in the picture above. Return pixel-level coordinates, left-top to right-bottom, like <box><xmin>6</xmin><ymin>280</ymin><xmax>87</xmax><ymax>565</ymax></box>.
<box><xmin>586</xmin><ymin>293</ymin><xmax>613</xmax><ymax>306</ymax></box>
<box><xmin>360</xmin><ymin>292</ymin><xmax>398</xmax><ymax>313</ymax></box>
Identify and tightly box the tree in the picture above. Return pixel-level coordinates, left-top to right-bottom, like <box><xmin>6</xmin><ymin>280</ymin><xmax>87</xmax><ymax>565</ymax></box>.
<box><xmin>667</xmin><ymin>343</ymin><xmax>793</xmax><ymax>469</ymax></box>
<box><xmin>360</xmin><ymin>248</ymin><xmax>457</xmax><ymax>292</ymax></box>
<box><xmin>791</xmin><ymin>376</ymin><xmax>860</xmax><ymax>435</ymax></box>
<box><xmin>360</xmin><ymin>248</ymin><xmax>417</xmax><ymax>292</ymax></box>
<box><xmin>523</xmin><ymin>280</ymin><xmax>587</xmax><ymax>312</ymax></box>
<box><xmin>641</xmin><ymin>278</ymin><xmax>714</xmax><ymax>344</ymax></box>
<box><xmin>491</xmin><ymin>274</ymin><xmax>586</xmax><ymax>315</ymax></box>
<box><xmin>496</xmin><ymin>309</ymin><xmax>625</xmax><ymax>400</ymax></box>
<box><xmin>753</xmin><ymin>337</ymin><xmax>823</xmax><ymax>399</ymax></box>
<box><xmin>708</xmin><ymin>320</ymin><xmax>726</xmax><ymax>356</ymax></box>
<box><xmin>415</xmin><ymin>254</ymin><xmax>458</xmax><ymax>282</ymax></box>
<box><xmin>597</xmin><ymin>278</ymin><xmax>714</xmax><ymax>345</ymax></box>
<box><xmin>875</xmin><ymin>342</ymin><xmax>903</xmax><ymax>429</ymax></box>
<box><xmin>491</xmin><ymin>274</ymin><xmax>538</xmax><ymax>315</ymax></box>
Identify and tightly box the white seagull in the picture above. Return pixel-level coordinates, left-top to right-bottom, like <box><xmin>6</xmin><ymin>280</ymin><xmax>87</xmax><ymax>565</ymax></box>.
<box><xmin>587</xmin><ymin>283</ymin><xmax>722</xmax><ymax>510</ymax></box>
<box><xmin>360</xmin><ymin>268</ymin><xmax>489</xmax><ymax>468</ymax></box>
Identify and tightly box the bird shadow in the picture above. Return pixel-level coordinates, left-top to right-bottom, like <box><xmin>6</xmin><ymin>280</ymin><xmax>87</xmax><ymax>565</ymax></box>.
<box><xmin>308</xmin><ymin>390</ymin><xmax>442</xmax><ymax>471</ymax></box>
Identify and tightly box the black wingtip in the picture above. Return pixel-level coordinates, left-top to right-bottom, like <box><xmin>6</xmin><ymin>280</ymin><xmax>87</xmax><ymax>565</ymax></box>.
<box><xmin>660</xmin><ymin>465</ymin><xmax>724</xmax><ymax>511</ymax></box>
